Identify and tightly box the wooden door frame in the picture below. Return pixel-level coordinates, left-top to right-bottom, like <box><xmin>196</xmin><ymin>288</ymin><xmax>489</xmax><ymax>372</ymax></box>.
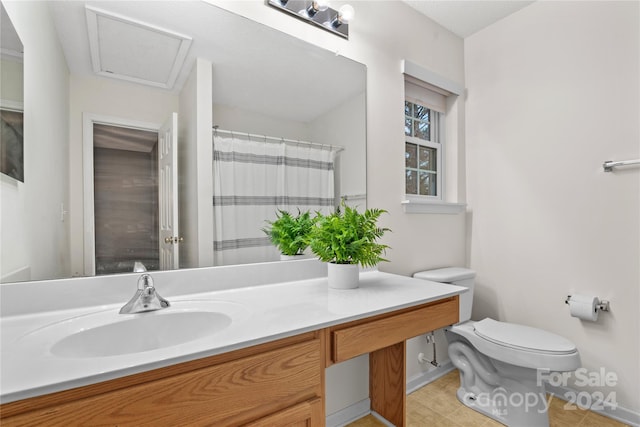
<box><xmin>82</xmin><ymin>113</ymin><xmax>161</xmax><ymax>276</ymax></box>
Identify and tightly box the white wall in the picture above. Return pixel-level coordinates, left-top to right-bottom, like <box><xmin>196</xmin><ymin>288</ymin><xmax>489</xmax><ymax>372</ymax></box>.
<box><xmin>68</xmin><ymin>76</ymin><xmax>178</xmax><ymax>276</ymax></box>
<box><xmin>208</xmin><ymin>0</ymin><xmax>466</xmax><ymax>417</ymax></box>
<box><xmin>1</xmin><ymin>2</ymin><xmax>69</xmax><ymax>282</ymax></box>
<box><xmin>213</xmin><ymin>103</ymin><xmax>311</xmax><ymax>140</ymax></box>
<box><xmin>309</xmin><ymin>92</ymin><xmax>367</xmax><ymax>201</ymax></box>
<box><xmin>0</xmin><ymin>58</ymin><xmax>23</xmax><ymax>102</ymax></box>
<box><xmin>465</xmin><ymin>1</ymin><xmax>639</xmax><ymax>414</ymax></box>
<box><xmin>178</xmin><ymin>58</ymin><xmax>213</xmax><ymax>269</ymax></box>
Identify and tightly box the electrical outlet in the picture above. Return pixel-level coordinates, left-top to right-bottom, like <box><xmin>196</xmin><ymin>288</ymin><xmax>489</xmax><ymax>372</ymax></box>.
<box><xmin>425</xmin><ymin>334</ymin><xmax>435</xmax><ymax>344</ymax></box>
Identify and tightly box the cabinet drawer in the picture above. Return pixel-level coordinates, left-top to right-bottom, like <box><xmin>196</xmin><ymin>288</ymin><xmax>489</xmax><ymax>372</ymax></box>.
<box><xmin>330</xmin><ymin>296</ymin><xmax>458</xmax><ymax>364</ymax></box>
<box><xmin>2</xmin><ymin>336</ymin><xmax>322</xmax><ymax>427</ymax></box>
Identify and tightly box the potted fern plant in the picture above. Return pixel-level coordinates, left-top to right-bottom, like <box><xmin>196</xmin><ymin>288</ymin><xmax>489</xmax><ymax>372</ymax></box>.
<box><xmin>262</xmin><ymin>209</ymin><xmax>315</xmax><ymax>260</ymax></box>
<box><xmin>309</xmin><ymin>204</ymin><xmax>389</xmax><ymax>289</ymax></box>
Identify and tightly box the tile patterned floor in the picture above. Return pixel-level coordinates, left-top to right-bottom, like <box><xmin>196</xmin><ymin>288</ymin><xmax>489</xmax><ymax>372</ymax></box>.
<box><xmin>346</xmin><ymin>370</ymin><xmax>630</xmax><ymax>427</ymax></box>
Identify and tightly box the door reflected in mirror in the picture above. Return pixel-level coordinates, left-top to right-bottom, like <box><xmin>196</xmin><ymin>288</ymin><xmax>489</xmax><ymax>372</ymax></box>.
<box><xmin>0</xmin><ymin>2</ymin><xmax>24</xmax><ymax>183</ymax></box>
<box><xmin>92</xmin><ymin>124</ymin><xmax>160</xmax><ymax>276</ymax></box>
<box><xmin>1</xmin><ymin>1</ymin><xmax>366</xmax><ymax>283</ymax></box>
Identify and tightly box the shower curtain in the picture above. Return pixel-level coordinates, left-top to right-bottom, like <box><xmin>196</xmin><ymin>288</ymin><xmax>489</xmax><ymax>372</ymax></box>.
<box><xmin>213</xmin><ymin>135</ymin><xmax>337</xmax><ymax>266</ymax></box>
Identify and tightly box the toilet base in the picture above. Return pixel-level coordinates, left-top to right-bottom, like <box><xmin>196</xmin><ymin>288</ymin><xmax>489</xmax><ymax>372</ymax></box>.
<box><xmin>455</xmin><ymin>380</ymin><xmax>551</xmax><ymax>427</ymax></box>
<box><xmin>448</xmin><ymin>334</ymin><xmax>553</xmax><ymax>427</ymax></box>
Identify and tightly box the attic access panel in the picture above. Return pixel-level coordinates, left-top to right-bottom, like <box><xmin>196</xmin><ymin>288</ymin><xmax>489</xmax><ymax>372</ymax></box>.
<box><xmin>85</xmin><ymin>6</ymin><xmax>192</xmax><ymax>89</ymax></box>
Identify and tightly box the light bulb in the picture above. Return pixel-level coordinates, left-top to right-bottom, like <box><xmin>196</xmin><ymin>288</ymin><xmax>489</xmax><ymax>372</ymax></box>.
<box><xmin>338</xmin><ymin>4</ymin><xmax>355</xmax><ymax>23</ymax></box>
<box><xmin>329</xmin><ymin>4</ymin><xmax>354</xmax><ymax>28</ymax></box>
<box><xmin>315</xmin><ymin>0</ymin><xmax>330</xmax><ymax>12</ymax></box>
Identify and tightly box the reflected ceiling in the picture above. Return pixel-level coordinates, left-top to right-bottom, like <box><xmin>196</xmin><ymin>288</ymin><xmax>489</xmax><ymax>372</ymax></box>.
<box><xmin>49</xmin><ymin>1</ymin><xmax>364</xmax><ymax>123</ymax></box>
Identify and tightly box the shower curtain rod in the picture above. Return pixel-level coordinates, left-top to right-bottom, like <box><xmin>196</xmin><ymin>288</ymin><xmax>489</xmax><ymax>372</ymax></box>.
<box><xmin>212</xmin><ymin>126</ymin><xmax>344</xmax><ymax>152</ymax></box>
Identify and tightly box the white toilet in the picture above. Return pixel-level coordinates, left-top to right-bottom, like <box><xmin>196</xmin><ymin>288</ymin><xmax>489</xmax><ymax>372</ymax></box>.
<box><xmin>413</xmin><ymin>267</ymin><xmax>580</xmax><ymax>427</ymax></box>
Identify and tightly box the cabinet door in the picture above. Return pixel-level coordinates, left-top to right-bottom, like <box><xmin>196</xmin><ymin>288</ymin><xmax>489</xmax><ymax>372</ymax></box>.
<box><xmin>245</xmin><ymin>398</ymin><xmax>323</xmax><ymax>427</ymax></box>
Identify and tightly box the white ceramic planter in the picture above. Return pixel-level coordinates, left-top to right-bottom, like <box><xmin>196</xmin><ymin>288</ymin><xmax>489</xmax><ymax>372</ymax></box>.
<box><xmin>327</xmin><ymin>262</ymin><xmax>359</xmax><ymax>289</ymax></box>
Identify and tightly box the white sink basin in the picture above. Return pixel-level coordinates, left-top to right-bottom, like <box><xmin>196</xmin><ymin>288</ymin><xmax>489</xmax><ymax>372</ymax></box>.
<box><xmin>52</xmin><ymin>311</ymin><xmax>231</xmax><ymax>357</ymax></box>
<box><xmin>17</xmin><ymin>300</ymin><xmax>248</xmax><ymax>358</ymax></box>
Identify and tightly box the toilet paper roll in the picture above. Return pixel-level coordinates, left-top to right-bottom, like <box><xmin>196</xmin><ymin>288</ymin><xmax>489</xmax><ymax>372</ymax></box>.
<box><xmin>568</xmin><ymin>294</ymin><xmax>599</xmax><ymax>321</ymax></box>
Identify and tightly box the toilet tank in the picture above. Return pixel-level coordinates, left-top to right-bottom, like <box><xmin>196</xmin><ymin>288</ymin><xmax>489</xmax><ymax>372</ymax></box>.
<box><xmin>413</xmin><ymin>267</ymin><xmax>476</xmax><ymax>323</ymax></box>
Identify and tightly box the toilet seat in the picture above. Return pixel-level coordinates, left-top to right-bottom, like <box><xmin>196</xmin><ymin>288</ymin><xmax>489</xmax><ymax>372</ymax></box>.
<box><xmin>474</xmin><ymin>318</ymin><xmax>577</xmax><ymax>355</ymax></box>
<box><xmin>448</xmin><ymin>319</ymin><xmax>581</xmax><ymax>371</ymax></box>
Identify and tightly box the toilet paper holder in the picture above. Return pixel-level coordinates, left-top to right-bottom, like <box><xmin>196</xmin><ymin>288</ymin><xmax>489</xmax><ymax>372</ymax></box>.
<box><xmin>564</xmin><ymin>295</ymin><xmax>610</xmax><ymax>312</ymax></box>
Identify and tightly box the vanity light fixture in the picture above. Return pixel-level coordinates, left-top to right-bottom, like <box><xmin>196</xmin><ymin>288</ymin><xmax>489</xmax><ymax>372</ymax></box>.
<box><xmin>267</xmin><ymin>0</ymin><xmax>354</xmax><ymax>39</ymax></box>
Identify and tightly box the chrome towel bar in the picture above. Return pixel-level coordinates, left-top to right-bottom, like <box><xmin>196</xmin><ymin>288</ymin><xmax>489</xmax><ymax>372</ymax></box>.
<box><xmin>603</xmin><ymin>159</ymin><xmax>640</xmax><ymax>172</ymax></box>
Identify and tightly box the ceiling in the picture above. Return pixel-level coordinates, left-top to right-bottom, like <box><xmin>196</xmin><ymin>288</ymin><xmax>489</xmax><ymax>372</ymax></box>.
<box><xmin>403</xmin><ymin>0</ymin><xmax>536</xmax><ymax>38</ymax></box>
<box><xmin>48</xmin><ymin>1</ymin><xmax>364</xmax><ymax>123</ymax></box>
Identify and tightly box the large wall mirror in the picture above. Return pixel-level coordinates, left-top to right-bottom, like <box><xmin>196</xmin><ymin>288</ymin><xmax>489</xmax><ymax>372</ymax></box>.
<box><xmin>0</xmin><ymin>0</ymin><xmax>366</xmax><ymax>283</ymax></box>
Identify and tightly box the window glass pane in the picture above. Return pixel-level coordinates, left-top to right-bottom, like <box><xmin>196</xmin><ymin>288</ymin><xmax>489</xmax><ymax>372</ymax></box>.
<box><xmin>406</xmin><ymin>170</ymin><xmax>417</xmax><ymax>194</ymax></box>
<box><xmin>419</xmin><ymin>146</ymin><xmax>436</xmax><ymax>171</ymax></box>
<box><xmin>419</xmin><ymin>171</ymin><xmax>437</xmax><ymax>196</ymax></box>
<box><xmin>405</xmin><ymin>142</ymin><xmax>417</xmax><ymax>168</ymax></box>
<box><xmin>404</xmin><ymin>96</ymin><xmax>442</xmax><ymax>197</ymax></box>
<box><xmin>405</xmin><ymin>118</ymin><xmax>412</xmax><ymax>136</ymax></box>
<box><xmin>414</xmin><ymin>104</ymin><xmax>430</xmax><ymax>121</ymax></box>
<box><xmin>414</xmin><ymin>120</ymin><xmax>430</xmax><ymax>140</ymax></box>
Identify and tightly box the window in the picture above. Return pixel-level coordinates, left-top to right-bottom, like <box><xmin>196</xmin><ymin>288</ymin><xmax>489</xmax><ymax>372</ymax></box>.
<box><xmin>401</xmin><ymin>60</ymin><xmax>466</xmax><ymax>214</ymax></box>
<box><xmin>404</xmin><ymin>77</ymin><xmax>447</xmax><ymax>200</ymax></box>
<box><xmin>405</xmin><ymin>100</ymin><xmax>440</xmax><ymax>197</ymax></box>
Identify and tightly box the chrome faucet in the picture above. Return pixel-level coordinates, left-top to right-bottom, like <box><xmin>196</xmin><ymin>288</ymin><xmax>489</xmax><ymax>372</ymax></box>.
<box><xmin>119</xmin><ymin>273</ymin><xmax>170</xmax><ymax>314</ymax></box>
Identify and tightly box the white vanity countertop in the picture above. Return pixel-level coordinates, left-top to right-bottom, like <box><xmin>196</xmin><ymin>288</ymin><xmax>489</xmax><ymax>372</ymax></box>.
<box><xmin>0</xmin><ymin>270</ymin><xmax>464</xmax><ymax>404</ymax></box>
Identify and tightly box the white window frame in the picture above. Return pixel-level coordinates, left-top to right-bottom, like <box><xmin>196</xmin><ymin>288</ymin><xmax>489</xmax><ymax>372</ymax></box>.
<box><xmin>401</xmin><ymin>60</ymin><xmax>466</xmax><ymax>214</ymax></box>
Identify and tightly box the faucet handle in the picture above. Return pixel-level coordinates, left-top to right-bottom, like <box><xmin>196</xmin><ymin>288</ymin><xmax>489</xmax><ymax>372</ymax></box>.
<box><xmin>137</xmin><ymin>273</ymin><xmax>154</xmax><ymax>290</ymax></box>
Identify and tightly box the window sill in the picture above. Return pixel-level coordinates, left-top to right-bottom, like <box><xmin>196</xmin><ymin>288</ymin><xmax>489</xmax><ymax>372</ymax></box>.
<box><xmin>401</xmin><ymin>199</ymin><xmax>466</xmax><ymax>214</ymax></box>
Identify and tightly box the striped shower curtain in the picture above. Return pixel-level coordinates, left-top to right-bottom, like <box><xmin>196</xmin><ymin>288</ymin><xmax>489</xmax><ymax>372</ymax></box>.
<box><xmin>212</xmin><ymin>135</ymin><xmax>337</xmax><ymax>266</ymax></box>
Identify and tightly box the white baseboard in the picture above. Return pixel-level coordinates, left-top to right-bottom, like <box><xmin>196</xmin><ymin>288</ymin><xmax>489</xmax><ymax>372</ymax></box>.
<box><xmin>370</xmin><ymin>411</ymin><xmax>395</xmax><ymax>426</ymax></box>
<box><xmin>545</xmin><ymin>383</ymin><xmax>640</xmax><ymax>427</ymax></box>
<box><xmin>326</xmin><ymin>398</ymin><xmax>371</xmax><ymax>427</ymax></box>
<box><xmin>406</xmin><ymin>361</ymin><xmax>455</xmax><ymax>394</ymax></box>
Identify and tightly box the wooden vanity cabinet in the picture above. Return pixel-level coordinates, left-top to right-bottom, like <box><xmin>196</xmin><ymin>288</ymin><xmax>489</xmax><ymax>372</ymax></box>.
<box><xmin>0</xmin><ymin>295</ymin><xmax>459</xmax><ymax>427</ymax></box>
<box><xmin>0</xmin><ymin>331</ymin><xmax>325</xmax><ymax>426</ymax></box>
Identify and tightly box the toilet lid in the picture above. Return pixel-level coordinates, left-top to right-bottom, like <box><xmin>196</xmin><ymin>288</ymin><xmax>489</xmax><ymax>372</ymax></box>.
<box><xmin>474</xmin><ymin>318</ymin><xmax>577</xmax><ymax>354</ymax></box>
